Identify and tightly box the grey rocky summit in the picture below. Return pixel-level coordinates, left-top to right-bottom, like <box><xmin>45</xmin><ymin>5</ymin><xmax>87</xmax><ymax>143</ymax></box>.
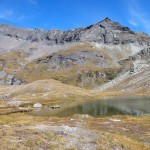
<box><xmin>0</xmin><ymin>17</ymin><xmax>149</xmax><ymax>46</ymax></box>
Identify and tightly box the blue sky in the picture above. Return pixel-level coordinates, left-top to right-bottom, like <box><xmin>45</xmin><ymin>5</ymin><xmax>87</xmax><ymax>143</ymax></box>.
<box><xmin>0</xmin><ymin>0</ymin><xmax>150</xmax><ymax>34</ymax></box>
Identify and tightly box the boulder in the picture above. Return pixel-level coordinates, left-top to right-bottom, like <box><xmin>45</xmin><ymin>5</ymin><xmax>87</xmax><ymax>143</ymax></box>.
<box><xmin>7</xmin><ymin>101</ymin><xmax>23</xmax><ymax>108</ymax></box>
<box><xmin>51</xmin><ymin>105</ymin><xmax>60</xmax><ymax>109</ymax></box>
<box><xmin>33</xmin><ymin>103</ymin><xmax>43</xmax><ymax>108</ymax></box>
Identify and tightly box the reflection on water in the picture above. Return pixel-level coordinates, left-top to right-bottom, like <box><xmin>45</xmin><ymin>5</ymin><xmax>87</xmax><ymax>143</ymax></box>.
<box><xmin>30</xmin><ymin>97</ymin><xmax>150</xmax><ymax>117</ymax></box>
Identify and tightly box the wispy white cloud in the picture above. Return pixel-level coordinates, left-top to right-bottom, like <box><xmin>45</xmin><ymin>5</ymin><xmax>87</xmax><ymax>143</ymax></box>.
<box><xmin>28</xmin><ymin>0</ymin><xmax>37</xmax><ymax>6</ymax></box>
<box><xmin>128</xmin><ymin>19</ymin><xmax>138</xmax><ymax>26</ymax></box>
<box><xmin>0</xmin><ymin>9</ymin><xmax>26</xmax><ymax>22</ymax></box>
<box><xmin>17</xmin><ymin>15</ymin><xmax>27</xmax><ymax>21</ymax></box>
<box><xmin>0</xmin><ymin>10</ymin><xmax>13</xmax><ymax>20</ymax></box>
<box><xmin>127</xmin><ymin>0</ymin><xmax>150</xmax><ymax>33</ymax></box>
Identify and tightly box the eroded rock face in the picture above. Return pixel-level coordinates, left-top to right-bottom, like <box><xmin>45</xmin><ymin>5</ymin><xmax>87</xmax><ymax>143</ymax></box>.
<box><xmin>37</xmin><ymin>50</ymin><xmax>108</xmax><ymax>69</ymax></box>
<box><xmin>0</xmin><ymin>72</ymin><xmax>24</xmax><ymax>85</ymax></box>
<box><xmin>129</xmin><ymin>47</ymin><xmax>150</xmax><ymax>62</ymax></box>
<box><xmin>119</xmin><ymin>47</ymin><xmax>150</xmax><ymax>73</ymax></box>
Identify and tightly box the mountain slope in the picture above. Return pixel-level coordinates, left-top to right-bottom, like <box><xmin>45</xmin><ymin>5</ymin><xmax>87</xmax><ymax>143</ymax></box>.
<box><xmin>0</xmin><ymin>18</ymin><xmax>149</xmax><ymax>92</ymax></box>
<box><xmin>15</xmin><ymin>43</ymin><xmax>120</xmax><ymax>89</ymax></box>
<box><xmin>0</xmin><ymin>18</ymin><xmax>150</xmax><ymax>61</ymax></box>
<box><xmin>94</xmin><ymin>47</ymin><xmax>150</xmax><ymax>94</ymax></box>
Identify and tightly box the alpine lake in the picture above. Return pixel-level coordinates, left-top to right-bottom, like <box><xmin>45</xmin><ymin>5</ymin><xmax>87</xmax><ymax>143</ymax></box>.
<box><xmin>30</xmin><ymin>97</ymin><xmax>150</xmax><ymax>117</ymax></box>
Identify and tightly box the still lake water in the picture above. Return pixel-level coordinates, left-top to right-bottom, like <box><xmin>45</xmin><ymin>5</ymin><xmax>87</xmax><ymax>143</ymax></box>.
<box><xmin>30</xmin><ymin>97</ymin><xmax>150</xmax><ymax>117</ymax></box>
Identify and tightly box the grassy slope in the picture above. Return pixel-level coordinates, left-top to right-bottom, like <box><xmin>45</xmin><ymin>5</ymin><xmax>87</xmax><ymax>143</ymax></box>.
<box><xmin>0</xmin><ymin>79</ymin><xmax>123</xmax><ymax>104</ymax></box>
<box><xmin>0</xmin><ymin>113</ymin><xmax>149</xmax><ymax>150</ymax></box>
<box><xmin>16</xmin><ymin>44</ymin><xmax>121</xmax><ymax>89</ymax></box>
<box><xmin>0</xmin><ymin>51</ymin><xmax>27</xmax><ymax>74</ymax></box>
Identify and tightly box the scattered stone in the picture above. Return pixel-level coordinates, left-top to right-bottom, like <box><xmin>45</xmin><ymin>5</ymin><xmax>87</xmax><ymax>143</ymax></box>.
<box><xmin>7</xmin><ymin>101</ymin><xmax>23</xmax><ymax>108</ymax></box>
<box><xmin>145</xmin><ymin>83</ymin><xmax>150</xmax><ymax>87</ymax></box>
<box><xmin>43</xmin><ymin>105</ymin><xmax>51</xmax><ymax>108</ymax></box>
<box><xmin>9</xmin><ymin>140</ymin><xmax>23</xmax><ymax>143</ymax></box>
<box><xmin>74</xmin><ymin>114</ymin><xmax>93</xmax><ymax>119</ymax></box>
<box><xmin>18</xmin><ymin>107</ymin><xmax>32</xmax><ymax>112</ymax></box>
<box><xmin>33</xmin><ymin>103</ymin><xmax>43</xmax><ymax>108</ymax></box>
<box><xmin>0</xmin><ymin>94</ymin><xmax>12</xmax><ymax>100</ymax></box>
<box><xmin>121</xmin><ymin>127</ymin><xmax>129</xmax><ymax>131</ymax></box>
<box><xmin>109</xmin><ymin>119</ymin><xmax>122</xmax><ymax>122</ymax></box>
<box><xmin>51</xmin><ymin>105</ymin><xmax>60</xmax><ymax>109</ymax></box>
<box><xmin>81</xmin><ymin>114</ymin><xmax>90</xmax><ymax>119</ymax></box>
<box><xmin>90</xmin><ymin>91</ymin><xmax>95</xmax><ymax>94</ymax></box>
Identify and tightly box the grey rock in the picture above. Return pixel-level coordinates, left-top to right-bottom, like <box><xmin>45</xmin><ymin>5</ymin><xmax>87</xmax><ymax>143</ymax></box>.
<box><xmin>119</xmin><ymin>47</ymin><xmax>150</xmax><ymax>74</ymax></box>
<box><xmin>5</xmin><ymin>75</ymin><xmax>14</xmax><ymax>85</ymax></box>
<box><xmin>0</xmin><ymin>94</ymin><xmax>12</xmax><ymax>100</ymax></box>
<box><xmin>7</xmin><ymin>101</ymin><xmax>23</xmax><ymax>107</ymax></box>
<box><xmin>4</xmin><ymin>74</ymin><xmax>24</xmax><ymax>85</ymax></box>
<box><xmin>0</xmin><ymin>70</ymin><xmax>7</xmax><ymax>79</ymax></box>
<box><xmin>51</xmin><ymin>105</ymin><xmax>60</xmax><ymax>109</ymax></box>
<box><xmin>0</xmin><ymin>80</ymin><xmax>4</xmax><ymax>85</ymax></box>
<box><xmin>129</xmin><ymin>47</ymin><xmax>150</xmax><ymax>61</ymax></box>
<box><xmin>37</xmin><ymin>50</ymin><xmax>108</xmax><ymax>69</ymax></box>
<box><xmin>33</xmin><ymin>103</ymin><xmax>43</xmax><ymax>108</ymax></box>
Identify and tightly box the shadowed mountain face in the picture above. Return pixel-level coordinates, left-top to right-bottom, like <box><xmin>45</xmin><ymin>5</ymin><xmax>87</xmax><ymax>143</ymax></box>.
<box><xmin>0</xmin><ymin>18</ymin><xmax>149</xmax><ymax>92</ymax></box>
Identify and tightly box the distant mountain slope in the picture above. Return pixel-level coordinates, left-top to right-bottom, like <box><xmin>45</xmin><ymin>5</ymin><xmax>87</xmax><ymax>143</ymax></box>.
<box><xmin>0</xmin><ymin>18</ymin><xmax>149</xmax><ymax>91</ymax></box>
<box><xmin>15</xmin><ymin>44</ymin><xmax>120</xmax><ymax>89</ymax></box>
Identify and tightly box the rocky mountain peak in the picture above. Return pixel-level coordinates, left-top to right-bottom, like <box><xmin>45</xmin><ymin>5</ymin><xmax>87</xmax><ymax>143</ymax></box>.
<box><xmin>95</xmin><ymin>17</ymin><xmax>130</xmax><ymax>32</ymax></box>
<box><xmin>100</xmin><ymin>17</ymin><xmax>112</xmax><ymax>23</ymax></box>
<box><xmin>0</xmin><ymin>23</ymin><xmax>11</xmax><ymax>27</ymax></box>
